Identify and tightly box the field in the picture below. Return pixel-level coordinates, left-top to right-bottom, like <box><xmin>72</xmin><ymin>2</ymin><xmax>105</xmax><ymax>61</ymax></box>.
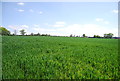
<box><xmin>2</xmin><ymin>36</ymin><xmax>119</xmax><ymax>79</ymax></box>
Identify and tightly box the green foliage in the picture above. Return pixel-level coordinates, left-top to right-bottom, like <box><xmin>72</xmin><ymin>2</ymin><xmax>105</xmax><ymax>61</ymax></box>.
<box><xmin>94</xmin><ymin>35</ymin><xmax>101</xmax><ymax>38</ymax></box>
<box><xmin>104</xmin><ymin>33</ymin><xmax>114</xmax><ymax>38</ymax></box>
<box><xmin>0</xmin><ymin>27</ymin><xmax>10</xmax><ymax>35</ymax></box>
<box><xmin>70</xmin><ymin>34</ymin><xmax>73</xmax><ymax>37</ymax></box>
<box><xmin>82</xmin><ymin>34</ymin><xmax>86</xmax><ymax>37</ymax></box>
<box><xmin>20</xmin><ymin>29</ymin><xmax>26</xmax><ymax>35</ymax></box>
<box><xmin>2</xmin><ymin>36</ymin><xmax>119</xmax><ymax>79</ymax></box>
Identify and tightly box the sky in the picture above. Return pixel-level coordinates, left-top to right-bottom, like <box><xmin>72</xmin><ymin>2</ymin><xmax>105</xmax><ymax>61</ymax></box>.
<box><xmin>2</xmin><ymin>2</ymin><xmax>118</xmax><ymax>37</ymax></box>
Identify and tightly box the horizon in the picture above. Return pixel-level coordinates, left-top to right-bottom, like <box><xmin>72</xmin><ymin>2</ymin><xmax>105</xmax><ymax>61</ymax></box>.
<box><xmin>2</xmin><ymin>2</ymin><xmax>118</xmax><ymax>37</ymax></box>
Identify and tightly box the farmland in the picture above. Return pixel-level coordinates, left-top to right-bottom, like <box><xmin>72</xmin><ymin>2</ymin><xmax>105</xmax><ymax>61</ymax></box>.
<box><xmin>2</xmin><ymin>36</ymin><xmax>119</xmax><ymax>79</ymax></box>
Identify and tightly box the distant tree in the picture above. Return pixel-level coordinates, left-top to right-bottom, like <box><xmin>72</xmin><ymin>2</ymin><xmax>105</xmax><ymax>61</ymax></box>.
<box><xmin>31</xmin><ymin>33</ymin><xmax>34</xmax><ymax>36</ymax></box>
<box><xmin>108</xmin><ymin>33</ymin><xmax>114</xmax><ymax>38</ymax></box>
<box><xmin>12</xmin><ymin>34</ymin><xmax>15</xmax><ymax>36</ymax></box>
<box><xmin>0</xmin><ymin>27</ymin><xmax>10</xmax><ymax>35</ymax></box>
<box><xmin>83</xmin><ymin>34</ymin><xmax>86</xmax><ymax>37</ymax></box>
<box><xmin>104</xmin><ymin>34</ymin><xmax>107</xmax><ymax>38</ymax></box>
<box><xmin>104</xmin><ymin>33</ymin><xmax>113</xmax><ymax>38</ymax></box>
<box><xmin>97</xmin><ymin>35</ymin><xmax>101</xmax><ymax>38</ymax></box>
<box><xmin>37</xmin><ymin>33</ymin><xmax>40</xmax><ymax>36</ymax></box>
<box><xmin>70</xmin><ymin>34</ymin><xmax>73</xmax><ymax>37</ymax></box>
<box><xmin>20</xmin><ymin>29</ymin><xmax>26</xmax><ymax>35</ymax></box>
<box><xmin>76</xmin><ymin>36</ymin><xmax>78</xmax><ymax>37</ymax></box>
<box><xmin>47</xmin><ymin>34</ymin><xmax>50</xmax><ymax>36</ymax></box>
<box><xmin>94</xmin><ymin>35</ymin><xmax>101</xmax><ymax>38</ymax></box>
<box><xmin>94</xmin><ymin>35</ymin><xmax>96</xmax><ymax>38</ymax></box>
<box><xmin>45</xmin><ymin>34</ymin><xmax>47</xmax><ymax>36</ymax></box>
<box><xmin>41</xmin><ymin>34</ymin><xmax>47</xmax><ymax>36</ymax></box>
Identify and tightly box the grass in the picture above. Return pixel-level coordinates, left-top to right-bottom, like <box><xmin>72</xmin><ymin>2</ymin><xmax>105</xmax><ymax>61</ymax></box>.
<box><xmin>2</xmin><ymin>36</ymin><xmax>119</xmax><ymax>79</ymax></box>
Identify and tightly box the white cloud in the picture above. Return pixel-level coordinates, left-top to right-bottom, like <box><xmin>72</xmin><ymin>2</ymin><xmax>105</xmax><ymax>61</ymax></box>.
<box><xmin>48</xmin><ymin>21</ymin><xmax>66</xmax><ymax>27</ymax></box>
<box><xmin>21</xmin><ymin>25</ymin><xmax>29</xmax><ymax>28</ymax></box>
<box><xmin>7</xmin><ymin>23</ymin><xmax>118</xmax><ymax>37</ymax></box>
<box><xmin>95</xmin><ymin>18</ymin><xmax>109</xmax><ymax>24</ymax></box>
<box><xmin>17</xmin><ymin>2</ymin><xmax>24</xmax><ymax>6</ymax></box>
<box><xmin>37</xmin><ymin>23</ymin><xmax>117</xmax><ymax>36</ymax></box>
<box><xmin>96</xmin><ymin>18</ymin><xmax>104</xmax><ymax>22</ymax></box>
<box><xmin>8</xmin><ymin>25</ymin><xmax>17</xmax><ymax>30</ymax></box>
<box><xmin>29</xmin><ymin>9</ymin><xmax>34</xmax><ymax>12</ymax></box>
<box><xmin>43</xmin><ymin>21</ymin><xmax>117</xmax><ymax>36</ymax></box>
<box><xmin>38</xmin><ymin>11</ymin><xmax>43</xmax><ymax>14</ymax></box>
<box><xmin>112</xmin><ymin>10</ymin><xmax>118</xmax><ymax>13</ymax></box>
<box><xmin>53</xmin><ymin>24</ymin><xmax>65</xmax><ymax>27</ymax></box>
<box><xmin>33</xmin><ymin>27</ymin><xmax>56</xmax><ymax>32</ymax></box>
<box><xmin>8</xmin><ymin>25</ymin><xmax>29</xmax><ymax>30</ymax></box>
<box><xmin>18</xmin><ymin>9</ymin><xmax>24</xmax><ymax>12</ymax></box>
<box><xmin>58</xmin><ymin>24</ymin><xmax>99</xmax><ymax>36</ymax></box>
<box><xmin>8</xmin><ymin>25</ymin><xmax>30</xmax><ymax>35</ymax></box>
<box><xmin>53</xmin><ymin>24</ymin><xmax>118</xmax><ymax>37</ymax></box>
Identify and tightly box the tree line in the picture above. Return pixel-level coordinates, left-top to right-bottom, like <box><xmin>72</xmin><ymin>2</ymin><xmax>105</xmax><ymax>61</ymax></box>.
<box><xmin>0</xmin><ymin>27</ymin><xmax>114</xmax><ymax>38</ymax></box>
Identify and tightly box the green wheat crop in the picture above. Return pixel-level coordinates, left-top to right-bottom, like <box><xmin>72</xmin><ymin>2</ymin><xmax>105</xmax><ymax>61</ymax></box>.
<box><xmin>2</xmin><ymin>36</ymin><xmax>119</xmax><ymax>79</ymax></box>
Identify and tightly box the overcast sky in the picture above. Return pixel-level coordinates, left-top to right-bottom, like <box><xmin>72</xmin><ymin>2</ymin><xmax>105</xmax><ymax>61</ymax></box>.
<box><xmin>2</xmin><ymin>2</ymin><xmax>118</xmax><ymax>37</ymax></box>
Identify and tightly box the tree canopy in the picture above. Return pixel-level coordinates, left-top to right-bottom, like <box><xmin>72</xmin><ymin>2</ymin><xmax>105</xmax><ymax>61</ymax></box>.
<box><xmin>104</xmin><ymin>33</ymin><xmax>113</xmax><ymax>38</ymax></box>
<box><xmin>0</xmin><ymin>27</ymin><xmax>10</xmax><ymax>35</ymax></box>
<box><xmin>20</xmin><ymin>29</ymin><xmax>26</xmax><ymax>35</ymax></box>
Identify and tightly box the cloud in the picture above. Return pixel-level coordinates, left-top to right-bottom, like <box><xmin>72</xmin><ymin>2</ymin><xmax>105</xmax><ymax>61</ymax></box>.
<box><xmin>95</xmin><ymin>18</ymin><xmax>109</xmax><ymax>24</ymax></box>
<box><xmin>33</xmin><ymin>27</ymin><xmax>56</xmax><ymax>32</ymax></box>
<box><xmin>53</xmin><ymin>24</ymin><xmax>65</xmax><ymax>27</ymax></box>
<box><xmin>7</xmin><ymin>23</ymin><xmax>118</xmax><ymax>37</ymax></box>
<box><xmin>48</xmin><ymin>21</ymin><xmax>66</xmax><ymax>27</ymax></box>
<box><xmin>95</xmin><ymin>18</ymin><xmax>104</xmax><ymax>22</ymax></box>
<box><xmin>31</xmin><ymin>24</ymin><xmax>56</xmax><ymax>33</ymax></box>
<box><xmin>18</xmin><ymin>9</ymin><xmax>24</xmax><ymax>12</ymax></box>
<box><xmin>57</xmin><ymin>24</ymin><xmax>98</xmax><ymax>36</ymax></box>
<box><xmin>21</xmin><ymin>25</ymin><xmax>29</xmax><ymax>28</ymax></box>
<box><xmin>17</xmin><ymin>2</ymin><xmax>24</xmax><ymax>6</ymax></box>
<box><xmin>8</xmin><ymin>25</ymin><xmax>29</xmax><ymax>30</ymax></box>
<box><xmin>8</xmin><ymin>25</ymin><xmax>17</xmax><ymax>30</ymax></box>
<box><xmin>8</xmin><ymin>25</ymin><xmax>30</xmax><ymax>34</ymax></box>
<box><xmin>53</xmin><ymin>24</ymin><xmax>118</xmax><ymax>37</ymax></box>
<box><xmin>43</xmin><ymin>21</ymin><xmax>117</xmax><ymax>36</ymax></box>
<box><xmin>112</xmin><ymin>10</ymin><xmax>118</xmax><ymax>13</ymax></box>
<box><xmin>38</xmin><ymin>11</ymin><xmax>43</xmax><ymax>14</ymax></box>
<box><xmin>29</xmin><ymin>9</ymin><xmax>34</xmax><ymax>12</ymax></box>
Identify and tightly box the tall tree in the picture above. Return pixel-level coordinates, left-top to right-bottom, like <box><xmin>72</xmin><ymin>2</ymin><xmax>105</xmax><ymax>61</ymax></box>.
<box><xmin>20</xmin><ymin>29</ymin><xmax>26</xmax><ymax>35</ymax></box>
<box><xmin>83</xmin><ymin>34</ymin><xmax>86</xmax><ymax>37</ymax></box>
<box><xmin>104</xmin><ymin>33</ymin><xmax>113</xmax><ymax>38</ymax></box>
<box><xmin>0</xmin><ymin>27</ymin><xmax>10</xmax><ymax>35</ymax></box>
<box><xmin>31</xmin><ymin>33</ymin><xmax>34</xmax><ymax>36</ymax></box>
<box><xmin>70</xmin><ymin>34</ymin><xmax>73</xmax><ymax>37</ymax></box>
<box><xmin>108</xmin><ymin>33</ymin><xmax>114</xmax><ymax>38</ymax></box>
<box><xmin>37</xmin><ymin>33</ymin><xmax>40</xmax><ymax>36</ymax></box>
